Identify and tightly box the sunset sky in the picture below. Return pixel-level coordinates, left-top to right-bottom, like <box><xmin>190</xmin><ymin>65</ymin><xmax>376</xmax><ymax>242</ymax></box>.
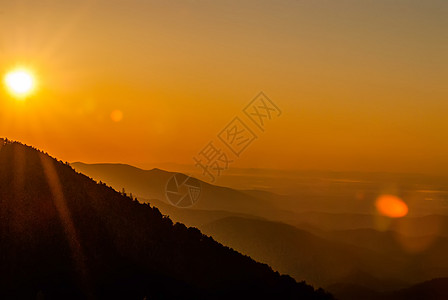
<box><xmin>0</xmin><ymin>0</ymin><xmax>446</xmax><ymax>174</ymax></box>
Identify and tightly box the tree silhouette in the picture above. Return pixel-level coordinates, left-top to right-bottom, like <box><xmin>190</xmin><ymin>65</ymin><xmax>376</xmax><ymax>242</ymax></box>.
<box><xmin>0</xmin><ymin>140</ymin><xmax>333</xmax><ymax>299</ymax></box>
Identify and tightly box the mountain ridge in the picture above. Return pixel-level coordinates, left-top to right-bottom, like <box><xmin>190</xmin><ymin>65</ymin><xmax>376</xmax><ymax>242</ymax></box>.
<box><xmin>0</xmin><ymin>139</ymin><xmax>332</xmax><ymax>299</ymax></box>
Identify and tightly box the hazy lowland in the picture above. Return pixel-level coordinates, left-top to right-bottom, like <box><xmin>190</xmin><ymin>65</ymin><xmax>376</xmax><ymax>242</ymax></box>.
<box><xmin>73</xmin><ymin>162</ymin><xmax>448</xmax><ymax>300</ymax></box>
<box><xmin>1</xmin><ymin>139</ymin><xmax>447</xmax><ymax>299</ymax></box>
<box><xmin>1</xmin><ymin>1</ymin><xmax>447</xmax><ymax>299</ymax></box>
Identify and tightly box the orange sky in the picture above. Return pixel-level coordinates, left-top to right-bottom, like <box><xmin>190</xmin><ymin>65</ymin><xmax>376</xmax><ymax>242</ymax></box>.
<box><xmin>0</xmin><ymin>0</ymin><xmax>447</xmax><ymax>174</ymax></box>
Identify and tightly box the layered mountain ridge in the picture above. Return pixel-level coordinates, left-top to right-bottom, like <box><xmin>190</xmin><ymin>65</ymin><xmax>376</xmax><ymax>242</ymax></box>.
<box><xmin>0</xmin><ymin>139</ymin><xmax>332</xmax><ymax>299</ymax></box>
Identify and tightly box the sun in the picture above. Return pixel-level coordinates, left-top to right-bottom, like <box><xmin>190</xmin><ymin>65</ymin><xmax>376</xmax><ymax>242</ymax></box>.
<box><xmin>4</xmin><ymin>68</ymin><xmax>36</xmax><ymax>99</ymax></box>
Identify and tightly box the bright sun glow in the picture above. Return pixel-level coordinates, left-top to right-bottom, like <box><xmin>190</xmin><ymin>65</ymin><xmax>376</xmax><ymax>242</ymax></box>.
<box><xmin>4</xmin><ymin>68</ymin><xmax>36</xmax><ymax>99</ymax></box>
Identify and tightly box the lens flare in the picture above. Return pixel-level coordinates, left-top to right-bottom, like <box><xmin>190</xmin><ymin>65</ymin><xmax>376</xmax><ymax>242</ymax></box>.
<box><xmin>110</xmin><ymin>109</ymin><xmax>123</xmax><ymax>122</ymax></box>
<box><xmin>375</xmin><ymin>194</ymin><xmax>408</xmax><ymax>218</ymax></box>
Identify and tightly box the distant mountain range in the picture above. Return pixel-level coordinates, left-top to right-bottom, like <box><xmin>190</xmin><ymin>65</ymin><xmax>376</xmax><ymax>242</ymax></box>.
<box><xmin>71</xmin><ymin>161</ymin><xmax>448</xmax><ymax>300</ymax></box>
<box><xmin>0</xmin><ymin>139</ymin><xmax>332</xmax><ymax>299</ymax></box>
<box><xmin>329</xmin><ymin>278</ymin><xmax>448</xmax><ymax>300</ymax></box>
<box><xmin>71</xmin><ymin>162</ymin><xmax>281</xmax><ymax>217</ymax></box>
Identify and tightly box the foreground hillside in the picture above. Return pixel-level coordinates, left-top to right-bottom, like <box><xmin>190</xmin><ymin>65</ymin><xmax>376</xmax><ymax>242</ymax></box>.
<box><xmin>0</xmin><ymin>139</ymin><xmax>332</xmax><ymax>299</ymax></box>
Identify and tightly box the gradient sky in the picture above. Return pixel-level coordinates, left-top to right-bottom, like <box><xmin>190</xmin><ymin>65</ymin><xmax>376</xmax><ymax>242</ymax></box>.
<box><xmin>0</xmin><ymin>0</ymin><xmax>447</xmax><ymax>174</ymax></box>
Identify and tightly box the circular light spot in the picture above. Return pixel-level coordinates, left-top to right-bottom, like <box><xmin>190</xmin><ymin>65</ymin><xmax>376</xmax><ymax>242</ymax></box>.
<box><xmin>110</xmin><ymin>109</ymin><xmax>123</xmax><ymax>122</ymax></box>
<box><xmin>375</xmin><ymin>194</ymin><xmax>408</xmax><ymax>218</ymax></box>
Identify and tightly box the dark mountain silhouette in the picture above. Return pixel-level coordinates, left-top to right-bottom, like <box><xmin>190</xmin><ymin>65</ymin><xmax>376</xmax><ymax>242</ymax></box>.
<box><xmin>329</xmin><ymin>278</ymin><xmax>448</xmax><ymax>300</ymax></box>
<box><xmin>325</xmin><ymin>282</ymin><xmax>382</xmax><ymax>300</ymax></box>
<box><xmin>385</xmin><ymin>278</ymin><xmax>448</xmax><ymax>300</ymax></box>
<box><xmin>0</xmin><ymin>139</ymin><xmax>333</xmax><ymax>299</ymax></box>
<box><xmin>200</xmin><ymin>216</ymin><xmax>410</xmax><ymax>289</ymax></box>
<box><xmin>202</xmin><ymin>216</ymin><xmax>448</xmax><ymax>299</ymax></box>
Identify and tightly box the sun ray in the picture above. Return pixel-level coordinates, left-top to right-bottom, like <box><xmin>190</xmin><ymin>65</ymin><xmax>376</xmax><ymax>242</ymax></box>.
<box><xmin>39</xmin><ymin>153</ymin><xmax>91</xmax><ymax>293</ymax></box>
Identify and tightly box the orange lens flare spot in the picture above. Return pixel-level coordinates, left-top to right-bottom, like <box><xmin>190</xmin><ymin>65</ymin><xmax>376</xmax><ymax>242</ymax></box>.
<box><xmin>375</xmin><ymin>194</ymin><xmax>408</xmax><ymax>218</ymax></box>
<box><xmin>110</xmin><ymin>109</ymin><xmax>123</xmax><ymax>122</ymax></box>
